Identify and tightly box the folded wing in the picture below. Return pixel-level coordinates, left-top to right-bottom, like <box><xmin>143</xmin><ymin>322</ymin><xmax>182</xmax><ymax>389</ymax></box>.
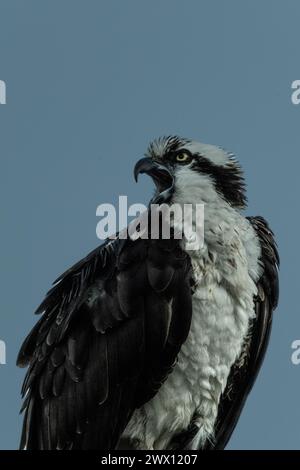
<box><xmin>17</xmin><ymin>235</ymin><xmax>193</xmax><ymax>450</ymax></box>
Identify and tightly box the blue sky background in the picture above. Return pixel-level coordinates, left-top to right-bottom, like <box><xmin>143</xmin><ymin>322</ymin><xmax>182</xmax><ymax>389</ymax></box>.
<box><xmin>0</xmin><ymin>0</ymin><xmax>299</xmax><ymax>449</ymax></box>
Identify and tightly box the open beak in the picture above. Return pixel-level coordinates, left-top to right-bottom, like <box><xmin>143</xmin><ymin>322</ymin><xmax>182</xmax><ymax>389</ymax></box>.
<box><xmin>134</xmin><ymin>157</ymin><xmax>174</xmax><ymax>203</ymax></box>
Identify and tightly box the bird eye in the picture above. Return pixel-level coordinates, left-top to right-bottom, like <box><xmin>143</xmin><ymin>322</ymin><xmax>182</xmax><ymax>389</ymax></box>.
<box><xmin>176</xmin><ymin>152</ymin><xmax>190</xmax><ymax>163</ymax></box>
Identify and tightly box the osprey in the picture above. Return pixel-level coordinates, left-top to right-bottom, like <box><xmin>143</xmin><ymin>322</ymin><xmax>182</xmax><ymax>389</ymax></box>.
<box><xmin>17</xmin><ymin>136</ymin><xmax>279</xmax><ymax>450</ymax></box>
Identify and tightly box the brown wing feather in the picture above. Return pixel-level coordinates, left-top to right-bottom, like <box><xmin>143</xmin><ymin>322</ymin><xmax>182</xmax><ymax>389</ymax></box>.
<box><xmin>17</xmin><ymin>235</ymin><xmax>193</xmax><ymax>450</ymax></box>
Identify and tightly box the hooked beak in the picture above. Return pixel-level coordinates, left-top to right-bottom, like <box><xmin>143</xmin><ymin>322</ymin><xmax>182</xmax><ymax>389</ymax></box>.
<box><xmin>134</xmin><ymin>157</ymin><xmax>174</xmax><ymax>203</ymax></box>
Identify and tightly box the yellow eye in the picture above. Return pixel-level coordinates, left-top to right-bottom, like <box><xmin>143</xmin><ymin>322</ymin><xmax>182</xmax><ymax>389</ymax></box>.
<box><xmin>176</xmin><ymin>153</ymin><xmax>190</xmax><ymax>162</ymax></box>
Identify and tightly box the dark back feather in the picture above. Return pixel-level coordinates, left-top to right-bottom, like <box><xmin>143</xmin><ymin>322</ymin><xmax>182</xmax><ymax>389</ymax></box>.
<box><xmin>17</xmin><ymin>231</ymin><xmax>193</xmax><ymax>450</ymax></box>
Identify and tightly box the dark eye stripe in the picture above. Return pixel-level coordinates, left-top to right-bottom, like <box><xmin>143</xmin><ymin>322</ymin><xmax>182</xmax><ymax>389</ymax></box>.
<box><xmin>192</xmin><ymin>156</ymin><xmax>246</xmax><ymax>208</ymax></box>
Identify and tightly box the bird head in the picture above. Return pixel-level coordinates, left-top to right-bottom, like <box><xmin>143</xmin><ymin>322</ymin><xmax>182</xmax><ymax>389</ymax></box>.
<box><xmin>134</xmin><ymin>135</ymin><xmax>246</xmax><ymax>209</ymax></box>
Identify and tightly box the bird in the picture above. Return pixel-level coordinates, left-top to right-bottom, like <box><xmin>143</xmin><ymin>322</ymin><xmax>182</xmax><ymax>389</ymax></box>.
<box><xmin>17</xmin><ymin>135</ymin><xmax>279</xmax><ymax>450</ymax></box>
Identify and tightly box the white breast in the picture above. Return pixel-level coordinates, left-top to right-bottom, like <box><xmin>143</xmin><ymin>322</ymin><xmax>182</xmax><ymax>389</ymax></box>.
<box><xmin>122</xmin><ymin>175</ymin><xmax>262</xmax><ymax>450</ymax></box>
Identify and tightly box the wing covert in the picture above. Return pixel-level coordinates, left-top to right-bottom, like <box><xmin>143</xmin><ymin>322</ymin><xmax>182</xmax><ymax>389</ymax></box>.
<box><xmin>17</xmin><ymin>234</ymin><xmax>193</xmax><ymax>450</ymax></box>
